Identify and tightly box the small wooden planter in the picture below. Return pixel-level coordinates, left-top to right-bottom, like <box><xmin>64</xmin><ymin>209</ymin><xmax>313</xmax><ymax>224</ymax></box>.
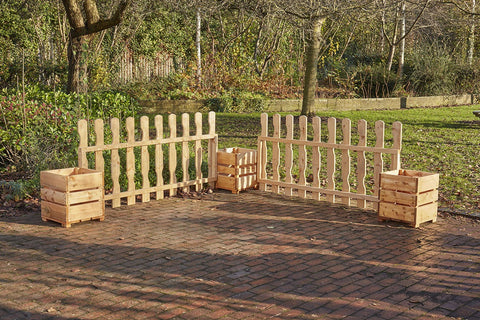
<box><xmin>379</xmin><ymin>169</ymin><xmax>439</xmax><ymax>228</ymax></box>
<box><xmin>217</xmin><ymin>147</ymin><xmax>257</xmax><ymax>193</ymax></box>
<box><xmin>41</xmin><ymin>167</ymin><xmax>104</xmax><ymax>228</ymax></box>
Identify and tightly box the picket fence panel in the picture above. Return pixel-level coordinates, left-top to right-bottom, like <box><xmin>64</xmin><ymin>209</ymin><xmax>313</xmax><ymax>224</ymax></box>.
<box><xmin>78</xmin><ymin>111</ymin><xmax>218</xmax><ymax>208</ymax></box>
<box><xmin>257</xmin><ymin>113</ymin><xmax>402</xmax><ymax>209</ymax></box>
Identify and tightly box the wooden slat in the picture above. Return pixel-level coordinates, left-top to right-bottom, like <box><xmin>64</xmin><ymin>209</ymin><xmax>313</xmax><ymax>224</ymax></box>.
<box><xmin>326</xmin><ymin>117</ymin><xmax>336</xmax><ymax>203</ymax></box>
<box><xmin>126</xmin><ymin>117</ymin><xmax>136</xmax><ymax>205</ymax></box>
<box><xmin>208</xmin><ymin>111</ymin><xmax>217</xmax><ymax>187</ymax></box>
<box><xmin>258</xmin><ymin>179</ymin><xmax>379</xmax><ymax>202</ymax></box>
<box><xmin>103</xmin><ymin>177</ymin><xmax>216</xmax><ymax>200</ymax></box>
<box><xmin>258</xmin><ymin>113</ymin><xmax>268</xmax><ymax>191</ymax></box>
<box><xmin>256</xmin><ymin>136</ymin><xmax>399</xmax><ymax>154</ymax></box>
<box><xmin>298</xmin><ymin>116</ymin><xmax>307</xmax><ymax>198</ymax></box>
<box><xmin>182</xmin><ymin>113</ymin><xmax>190</xmax><ymax>193</ymax></box>
<box><xmin>141</xmin><ymin>116</ymin><xmax>150</xmax><ymax>202</ymax></box>
<box><xmin>391</xmin><ymin>121</ymin><xmax>402</xmax><ymax>170</ymax></box>
<box><xmin>169</xmin><ymin>114</ymin><xmax>177</xmax><ymax>196</ymax></box>
<box><xmin>110</xmin><ymin>118</ymin><xmax>121</xmax><ymax>207</ymax></box>
<box><xmin>155</xmin><ymin>115</ymin><xmax>164</xmax><ymax>200</ymax></box>
<box><xmin>94</xmin><ymin>119</ymin><xmax>104</xmax><ymax>173</ymax></box>
<box><xmin>79</xmin><ymin>134</ymin><xmax>216</xmax><ymax>152</ymax></box>
<box><xmin>78</xmin><ymin>119</ymin><xmax>88</xmax><ymax>168</ymax></box>
<box><xmin>342</xmin><ymin>118</ymin><xmax>351</xmax><ymax>206</ymax></box>
<box><xmin>356</xmin><ymin>119</ymin><xmax>367</xmax><ymax>209</ymax></box>
<box><xmin>312</xmin><ymin>116</ymin><xmax>321</xmax><ymax>201</ymax></box>
<box><xmin>272</xmin><ymin>114</ymin><xmax>281</xmax><ymax>193</ymax></box>
<box><xmin>284</xmin><ymin>115</ymin><xmax>294</xmax><ymax>196</ymax></box>
<box><xmin>195</xmin><ymin>112</ymin><xmax>203</xmax><ymax>192</ymax></box>
<box><xmin>374</xmin><ymin>120</ymin><xmax>385</xmax><ymax>209</ymax></box>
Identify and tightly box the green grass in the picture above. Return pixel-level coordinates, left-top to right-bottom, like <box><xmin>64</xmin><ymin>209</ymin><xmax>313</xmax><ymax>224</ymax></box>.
<box><xmin>215</xmin><ymin>105</ymin><xmax>480</xmax><ymax>213</ymax></box>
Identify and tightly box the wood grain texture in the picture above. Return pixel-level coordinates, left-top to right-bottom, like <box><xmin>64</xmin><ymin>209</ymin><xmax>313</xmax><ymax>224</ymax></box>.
<box><xmin>141</xmin><ymin>116</ymin><xmax>150</xmax><ymax>202</ymax></box>
<box><xmin>126</xmin><ymin>117</ymin><xmax>135</xmax><ymax>205</ymax></box>
<box><xmin>326</xmin><ymin>117</ymin><xmax>336</xmax><ymax>203</ymax></box>
<box><xmin>110</xmin><ymin>118</ymin><xmax>121</xmax><ymax>207</ymax></box>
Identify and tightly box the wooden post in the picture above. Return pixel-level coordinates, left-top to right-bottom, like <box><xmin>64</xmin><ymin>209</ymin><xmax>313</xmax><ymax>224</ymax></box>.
<box><xmin>342</xmin><ymin>118</ymin><xmax>351</xmax><ymax>206</ymax></box>
<box><xmin>182</xmin><ymin>113</ymin><xmax>190</xmax><ymax>193</ymax></box>
<box><xmin>111</xmin><ymin>118</ymin><xmax>121</xmax><ymax>208</ymax></box>
<box><xmin>298</xmin><ymin>116</ymin><xmax>307</xmax><ymax>199</ymax></box>
<box><xmin>258</xmin><ymin>113</ymin><xmax>268</xmax><ymax>191</ymax></box>
<box><xmin>94</xmin><ymin>119</ymin><xmax>104</xmax><ymax>173</ymax></box>
<box><xmin>78</xmin><ymin>119</ymin><xmax>88</xmax><ymax>168</ymax></box>
<box><xmin>312</xmin><ymin>116</ymin><xmax>321</xmax><ymax>201</ymax></box>
<box><xmin>169</xmin><ymin>114</ymin><xmax>177</xmax><ymax>196</ymax></box>
<box><xmin>272</xmin><ymin>114</ymin><xmax>281</xmax><ymax>193</ymax></box>
<box><xmin>195</xmin><ymin>112</ymin><xmax>203</xmax><ymax>192</ymax></box>
<box><xmin>155</xmin><ymin>115</ymin><xmax>164</xmax><ymax>199</ymax></box>
<box><xmin>126</xmin><ymin>117</ymin><xmax>135</xmax><ymax>205</ymax></box>
<box><xmin>374</xmin><ymin>120</ymin><xmax>385</xmax><ymax>210</ymax></box>
<box><xmin>326</xmin><ymin>117</ymin><xmax>336</xmax><ymax>203</ymax></box>
<box><xmin>356</xmin><ymin>119</ymin><xmax>367</xmax><ymax>209</ymax></box>
<box><xmin>284</xmin><ymin>115</ymin><xmax>294</xmax><ymax>197</ymax></box>
<box><xmin>141</xmin><ymin>116</ymin><xmax>150</xmax><ymax>202</ymax></box>
<box><xmin>391</xmin><ymin>121</ymin><xmax>402</xmax><ymax>170</ymax></box>
<box><xmin>208</xmin><ymin>111</ymin><xmax>217</xmax><ymax>188</ymax></box>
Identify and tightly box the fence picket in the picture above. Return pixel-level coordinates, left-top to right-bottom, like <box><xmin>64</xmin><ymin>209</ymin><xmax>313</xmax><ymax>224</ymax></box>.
<box><xmin>95</xmin><ymin>119</ymin><xmax>104</xmax><ymax>174</ymax></box>
<box><xmin>272</xmin><ymin>114</ymin><xmax>281</xmax><ymax>193</ymax></box>
<box><xmin>155</xmin><ymin>115</ymin><xmax>164</xmax><ymax>200</ymax></box>
<box><xmin>195</xmin><ymin>113</ymin><xmax>203</xmax><ymax>192</ymax></box>
<box><xmin>284</xmin><ymin>115</ymin><xmax>294</xmax><ymax>196</ymax></box>
<box><xmin>169</xmin><ymin>114</ymin><xmax>177</xmax><ymax>196</ymax></box>
<box><xmin>312</xmin><ymin>116</ymin><xmax>321</xmax><ymax>201</ymax></box>
<box><xmin>141</xmin><ymin>116</ymin><xmax>150</xmax><ymax>202</ymax></box>
<box><xmin>327</xmin><ymin>118</ymin><xmax>337</xmax><ymax>203</ymax></box>
<box><xmin>342</xmin><ymin>119</ymin><xmax>351</xmax><ymax>205</ymax></box>
<box><xmin>126</xmin><ymin>117</ymin><xmax>136</xmax><ymax>205</ymax></box>
<box><xmin>356</xmin><ymin>119</ymin><xmax>367</xmax><ymax>209</ymax></box>
<box><xmin>208</xmin><ymin>111</ymin><xmax>217</xmax><ymax>187</ymax></box>
<box><xmin>258</xmin><ymin>113</ymin><xmax>268</xmax><ymax>191</ymax></box>
<box><xmin>111</xmin><ymin>118</ymin><xmax>121</xmax><ymax>208</ymax></box>
<box><xmin>182</xmin><ymin>114</ymin><xmax>190</xmax><ymax>193</ymax></box>
<box><xmin>298</xmin><ymin>116</ymin><xmax>307</xmax><ymax>199</ymax></box>
<box><xmin>374</xmin><ymin>120</ymin><xmax>385</xmax><ymax>210</ymax></box>
<box><xmin>78</xmin><ymin>119</ymin><xmax>88</xmax><ymax>168</ymax></box>
<box><xmin>392</xmin><ymin>121</ymin><xmax>402</xmax><ymax>170</ymax></box>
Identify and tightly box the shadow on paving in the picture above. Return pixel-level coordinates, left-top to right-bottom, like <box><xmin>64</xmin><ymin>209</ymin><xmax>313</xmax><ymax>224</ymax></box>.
<box><xmin>1</xmin><ymin>191</ymin><xmax>479</xmax><ymax>319</ymax></box>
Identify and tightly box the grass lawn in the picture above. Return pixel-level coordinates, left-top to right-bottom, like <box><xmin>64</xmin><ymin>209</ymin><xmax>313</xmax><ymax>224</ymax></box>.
<box><xmin>215</xmin><ymin>105</ymin><xmax>480</xmax><ymax>213</ymax></box>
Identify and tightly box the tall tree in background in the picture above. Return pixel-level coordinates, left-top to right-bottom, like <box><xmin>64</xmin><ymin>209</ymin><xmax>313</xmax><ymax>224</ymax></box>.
<box><xmin>61</xmin><ymin>0</ymin><xmax>131</xmax><ymax>93</ymax></box>
<box><xmin>276</xmin><ymin>0</ymin><xmax>374</xmax><ymax>115</ymax></box>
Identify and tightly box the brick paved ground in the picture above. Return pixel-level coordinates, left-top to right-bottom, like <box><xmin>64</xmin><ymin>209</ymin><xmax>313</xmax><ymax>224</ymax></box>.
<box><xmin>1</xmin><ymin>190</ymin><xmax>480</xmax><ymax>320</ymax></box>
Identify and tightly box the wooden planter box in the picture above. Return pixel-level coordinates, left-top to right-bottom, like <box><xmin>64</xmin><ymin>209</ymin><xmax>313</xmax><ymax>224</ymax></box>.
<box><xmin>41</xmin><ymin>168</ymin><xmax>104</xmax><ymax>228</ymax></box>
<box><xmin>217</xmin><ymin>147</ymin><xmax>257</xmax><ymax>193</ymax></box>
<box><xmin>379</xmin><ymin>169</ymin><xmax>439</xmax><ymax>228</ymax></box>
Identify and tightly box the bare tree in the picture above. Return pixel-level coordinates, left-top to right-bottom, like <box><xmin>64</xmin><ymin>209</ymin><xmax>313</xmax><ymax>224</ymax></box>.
<box><xmin>273</xmin><ymin>0</ymin><xmax>375</xmax><ymax>115</ymax></box>
<box><xmin>61</xmin><ymin>0</ymin><xmax>131</xmax><ymax>93</ymax></box>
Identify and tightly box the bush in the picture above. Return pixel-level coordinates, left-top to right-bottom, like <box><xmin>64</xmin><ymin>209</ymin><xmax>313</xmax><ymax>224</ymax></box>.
<box><xmin>202</xmin><ymin>91</ymin><xmax>266</xmax><ymax>113</ymax></box>
<box><xmin>0</xmin><ymin>86</ymin><xmax>139</xmax><ymax>197</ymax></box>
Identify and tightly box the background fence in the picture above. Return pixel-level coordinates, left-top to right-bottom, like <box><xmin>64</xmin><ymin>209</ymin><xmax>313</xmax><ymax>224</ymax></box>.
<box><xmin>78</xmin><ymin>111</ymin><xmax>217</xmax><ymax>208</ymax></box>
<box><xmin>257</xmin><ymin>113</ymin><xmax>402</xmax><ymax>209</ymax></box>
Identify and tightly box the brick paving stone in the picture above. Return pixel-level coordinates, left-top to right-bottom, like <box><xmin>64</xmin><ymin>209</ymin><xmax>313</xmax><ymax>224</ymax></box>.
<box><xmin>1</xmin><ymin>190</ymin><xmax>480</xmax><ymax>319</ymax></box>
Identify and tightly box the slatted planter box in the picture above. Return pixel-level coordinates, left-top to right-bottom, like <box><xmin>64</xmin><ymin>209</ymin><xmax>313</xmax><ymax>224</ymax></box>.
<box><xmin>379</xmin><ymin>169</ymin><xmax>439</xmax><ymax>228</ymax></box>
<box><xmin>217</xmin><ymin>148</ymin><xmax>257</xmax><ymax>193</ymax></box>
<box><xmin>40</xmin><ymin>168</ymin><xmax>104</xmax><ymax>228</ymax></box>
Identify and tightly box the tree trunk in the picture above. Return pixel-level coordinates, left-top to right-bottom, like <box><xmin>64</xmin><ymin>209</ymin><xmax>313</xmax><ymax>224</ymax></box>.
<box><xmin>468</xmin><ymin>0</ymin><xmax>476</xmax><ymax>65</ymax></box>
<box><xmin>67</xmin><ymin>33</ymin><xmax>88</xmax><ymax>94</ymax></box>
<box><xmin>397</xmin><ymin>1</ymin><xmax>406</xmax><ymax>80</ymax></box>
<box><xmin>196</xmin><ymin>8</ymin><xmax>202</xmax><ymax>85</ymax></box>
<box><xmin>301</xmin><ymin>17</ymin><xmax>325</xmax><ymax>116</ymax></box>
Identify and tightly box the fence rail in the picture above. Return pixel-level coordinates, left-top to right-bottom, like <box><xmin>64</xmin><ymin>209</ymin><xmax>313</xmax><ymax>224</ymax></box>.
<box><xmin>257</xmin><ymin>113</ymin><xmax>402</xmax><ymax>209</ymax></box>
<box><xmin>78</xmin><ymin>111</ymin><xmax>218</xmax><ymax>208</ymax></box>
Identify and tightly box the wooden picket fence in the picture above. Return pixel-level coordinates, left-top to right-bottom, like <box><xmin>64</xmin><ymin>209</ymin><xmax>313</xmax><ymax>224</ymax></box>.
<box><xmin>257</xmin><ymin>113</ymin><xmax>402</xmax><ymax>209</ymax></box>
<box><xmin>78</xmin><ymin>111</ymin><xmax>218</xmax><ymax>208</ymax></box>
